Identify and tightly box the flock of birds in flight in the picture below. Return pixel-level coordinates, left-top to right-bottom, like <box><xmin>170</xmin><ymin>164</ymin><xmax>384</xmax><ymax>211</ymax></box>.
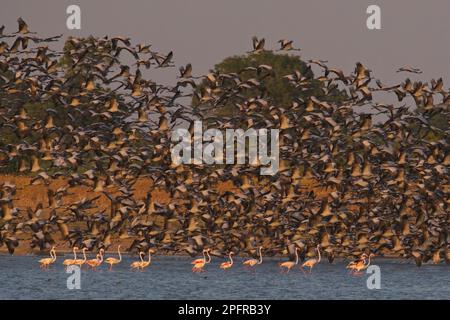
<box><xmin>0</xmin><ymin>18</ymin><xmax>448</xmax><ymax>272</ymax></box>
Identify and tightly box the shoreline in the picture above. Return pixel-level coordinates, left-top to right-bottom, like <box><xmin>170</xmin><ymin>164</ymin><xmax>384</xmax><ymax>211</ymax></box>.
<box><xmin>0</xmin><ymin>250</ymin><xmax>420</xmax><ymax>260</ymax></box>
<box><xmin>1</xmin><ymin>250</ymin><xmax>448</xmax><ymax>266</ymax></box>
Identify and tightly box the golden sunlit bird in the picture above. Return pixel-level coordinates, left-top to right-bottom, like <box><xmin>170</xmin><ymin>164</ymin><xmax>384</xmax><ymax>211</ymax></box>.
<box><xmin>63</xmin><ymin>247</ymin><xmax>78</xmax><ymax>269</ymax></box>
<box><xmin>242</xmin><ymin>246</ymin><xmax>263</xmax><ymax>268</ymax></box>
<box><xmin>38</xmin><ymin>246</ymin><xmax>56</xmax><ymax>269</ymax></box>
<box><xmin>192</xmin><ymin>249</ymin><xmax>211</xmax><ymax>273</ymax></box>
<box><xmin>86</xmin><ymin>249</ymin><xmax>104</xmax><ymax>270</ymax></box>
<box><xmin>17</xmin><ymin>17</ymin><xmax>30</xmax><ymax>34</ymax></box>
<box><xmin>220</xmin><ymin>252</ymin><xmax>234</xmax><ymax>270</ymax></box>
<box><xmin>138</xmin><ymin>249</ymin><xmax>154</xmax><ymax>271</ymax></box>
<box><xmin>279</xmin><ymin>247</ymin><xmax>300</xmax><ymax>273</ymax></box>
<box><xmin>301</xmin><ymin>245</ymin><xmax>321</xmax><ymax>273</ymax></box>
<box><xmin>277</xmin><ymin>39</ymin><xmax>301</xmax><ymax>52</ymax></box>
<box><xmin>105</xmin><ymin>245</ymin><xmax>122</xmax><ymax>270</ymax></box>
<box><xmin>346</xmin><ymin>253</ymin><xmax>367</xmax><ymax>272</ymax></box>
<box><xmin>353</xmin><ymin>254</ymin><xmax>375</xmax><ymax>274</ymax></box>
<box><xmin>130</xmin><ymin>251</ymin><xmax>145</xmax><ymax>271</ymax></box>
<box><xmin>73</xmin><ymin>247</ymin><xmax>88</xmax><ymax>267</ymax></box>
<box><xmin>191</xmin><ymin>249</ymin><xmax>210</xmax><ymax>265</ymax></box>
<box><xmin>248</xmin><ymin>36</ymin><xmax>265</xmax><ymax>54</ymax></box>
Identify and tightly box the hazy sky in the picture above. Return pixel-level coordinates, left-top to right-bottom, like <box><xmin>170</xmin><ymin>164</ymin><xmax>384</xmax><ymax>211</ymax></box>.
<box><xmin>1</xmin><ymin>0</ymin><xmax>449</xmax><ymax>87</ymax></box>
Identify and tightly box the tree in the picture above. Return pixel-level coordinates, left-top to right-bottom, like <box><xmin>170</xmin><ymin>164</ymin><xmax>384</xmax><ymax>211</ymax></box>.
<box><xmin>192</xmin><ymin>51</ymin><xmax>347</xmax><ymax>117</ymax></box>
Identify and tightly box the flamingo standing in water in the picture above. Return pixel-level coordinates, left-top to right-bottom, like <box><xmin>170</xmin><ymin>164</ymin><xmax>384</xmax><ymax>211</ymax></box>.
<box><xmin>105</xmin><ymin>245</ymin><xmax>122</xmax><ymax>270</ymax></box>
<box><xmin>73</xmin><ymin>248</ymin><xmax>88</xmax><ymax>268</ymax></box>
<box><xmin>192</xmin><ymin>249</ymin><xmax>211</xmax><ymax>272</ymax></box>
<box><xmin>63</xmin><ymin>247</ymin><xmax>78</xmax><ymax>269</ymax></box>
<box><xmin>131</xmin><ymin>252</ymin><xmax>145</xmax><ymax>271</ymax></box>
<box><xmin>39</xmin><ymin>246</ymin><xmax>56</xmax><ymax>269</ymax></box>
<box><xmin>220</xmin><ymin>252</ymin><xmax>234</xmax><ymax>270</ymax></box>
<box><xmin>279</xmin><ymin>247</ymin><xmax>300</xmax><ymax>273</ymax></box>
<box><xmin>86</xmin><ymin>249</ymin><xmax>104</xmax><ymax>271</ymax></box>
<box><xmin>353</xmin><ymin>254</ymin><xmax>375</xmax><ymax>274</ymax></box>
<box><xmin>138</xmin><ymin>249</ymin><xmax>154</xmax><ymax>271</ymax></box>
<box><xmin>301</xmin><ymin>245</ymin><xmax>321</xmax><ymax>273</ymax></box>
<box><xmin>346</xmin><ymin>253</ymin><xmax>367</xmax><ymax>273</ymax></box>
<box><xmin>243</xmin><ymin>247</ymin><xmax>263</xmax><ymax>269</ymax></box>
<box><xmin>191</xmin><ymin>249</ymin><xmax>210</xmax><ymax>265</ymax></box>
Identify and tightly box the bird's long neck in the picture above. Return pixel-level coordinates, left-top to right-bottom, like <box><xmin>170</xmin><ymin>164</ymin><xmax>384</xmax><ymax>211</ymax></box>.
<box><xmin>258</xmin><ymin>248</ymin><xmax>263</xmax><ymax>264</ymax></box>
<box><xmin>73</xmin><ymin>248</ymin><xmax>77</xmax><ymax>260</ymax></box>
<box><xmin>82</xmin><ymin>249</ymin><xmax>87</xmax><ymax>262</ymax></box>
<box><xmin>147</xmin><ymin>251</ymin><xmax>152</xmax><ymax>264</ymax></box>
<box><xmin>294</xmin><ymin>249</ymin><xmax>299</xmax><ymax>265</ymax></box>
<box><xmin>117</xmin><ymin>247</ymin><xmax>122</xmax><ymax>262</ymax></box>
<box><xmin>99</xmin><ymin>251</ymin><xmax>104</xmax><ymax>263</ymax></box>
<box><xmin>365</xmin><ymin>255</ymin><xmax>371</xmax><ymax>267</ymax></box>
<box><xmin>229</xmin><ymin>253</ymin><xmax>233</xmax><ymax>266</ymax></box>
<box><xmin>317</xmin><ymin>247</ymin><xmax>321</xmax><ymax>263</ymax></box>
<box><xmin>206</xmin><ymin>251</ymin><xmax>211</xmax><ymax>263</ymax></box>
<box><xmin>202</xmin><ymin>251</ymin><xmax>206</xmax><ymax>263</ymax></box>
<box><xmin>51</xmin><ymin>249</ymin><xmax>56</xmax><ymax>262</ymax></box>
<box><xmin>139</xmin><ymin>253</ymin><xmax>144</xmax><ymax>263</ymax></box>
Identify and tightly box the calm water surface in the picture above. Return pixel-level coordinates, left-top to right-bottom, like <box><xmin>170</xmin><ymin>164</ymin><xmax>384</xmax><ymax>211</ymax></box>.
<box><xmin>0</xmin><ymin>255</ymin><xmax>448</xmax><ymax>299</ymax></box>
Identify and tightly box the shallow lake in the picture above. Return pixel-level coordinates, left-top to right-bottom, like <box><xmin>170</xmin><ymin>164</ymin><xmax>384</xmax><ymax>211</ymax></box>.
<box><xmin>0</xmin><ymin>255</ymin><xmax>448</xmax><ymax>299</ymax></box>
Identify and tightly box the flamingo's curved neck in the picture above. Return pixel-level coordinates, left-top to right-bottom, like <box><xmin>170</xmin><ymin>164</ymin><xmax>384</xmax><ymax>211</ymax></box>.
<box><xmin>82</xmin><ymin>249</ymin><xmax>87</xmax><ymax>263</ymax></box>
<box><xmin>73</xmin><ymin>248</ymin><xmax>77</xmax><ymax>260</ymax></box>
<box><xmin>99</xmin><ymin>251</ymin><xmax>104</xmax><ymax>263</ymax></box>
<box><xmin>117</xmin><ymin>247</ymin><xmax>122</xmax><ymax>262</ymax></box>
<box><xmin>51</xmin><ymin>249</ymin><xmax>56</xmax><ymax>262</ymax></box>
<box><xmin>317</xmin><ymin>247</ymin><xmax>321</xmax><ymax>263</ymax></box>
<box><xmin>139</xmin><ymin>253</ymin><xmax>144</xmax><ymax>263</ymax></box>
<box><xmin>258</xmin><ymin>248</ymin><xmax>263</xmax><ymax>264</ymax></box>
<box><xmin>229</xmin><ymin>253</ymin><xmax>233</xmax><ymax>266</ymax></box>
<box><xmin>147</xmin><ymin>251</ymin><xmax>152</xmax><ymax>264</ymax></box>
<box><xmin>365</xmin><ymin>255</ymin><xmax>371</xmax><ymax>268</ymax></box>
<box><xmin>294</xmin><ymin>249</ymin><xmax>299</xmax><ymax>265</ymax></box>
<box><xmin>206</xmin><ymin>251</ymin><xmax>211</xmax><ymax>263</ymax></box>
